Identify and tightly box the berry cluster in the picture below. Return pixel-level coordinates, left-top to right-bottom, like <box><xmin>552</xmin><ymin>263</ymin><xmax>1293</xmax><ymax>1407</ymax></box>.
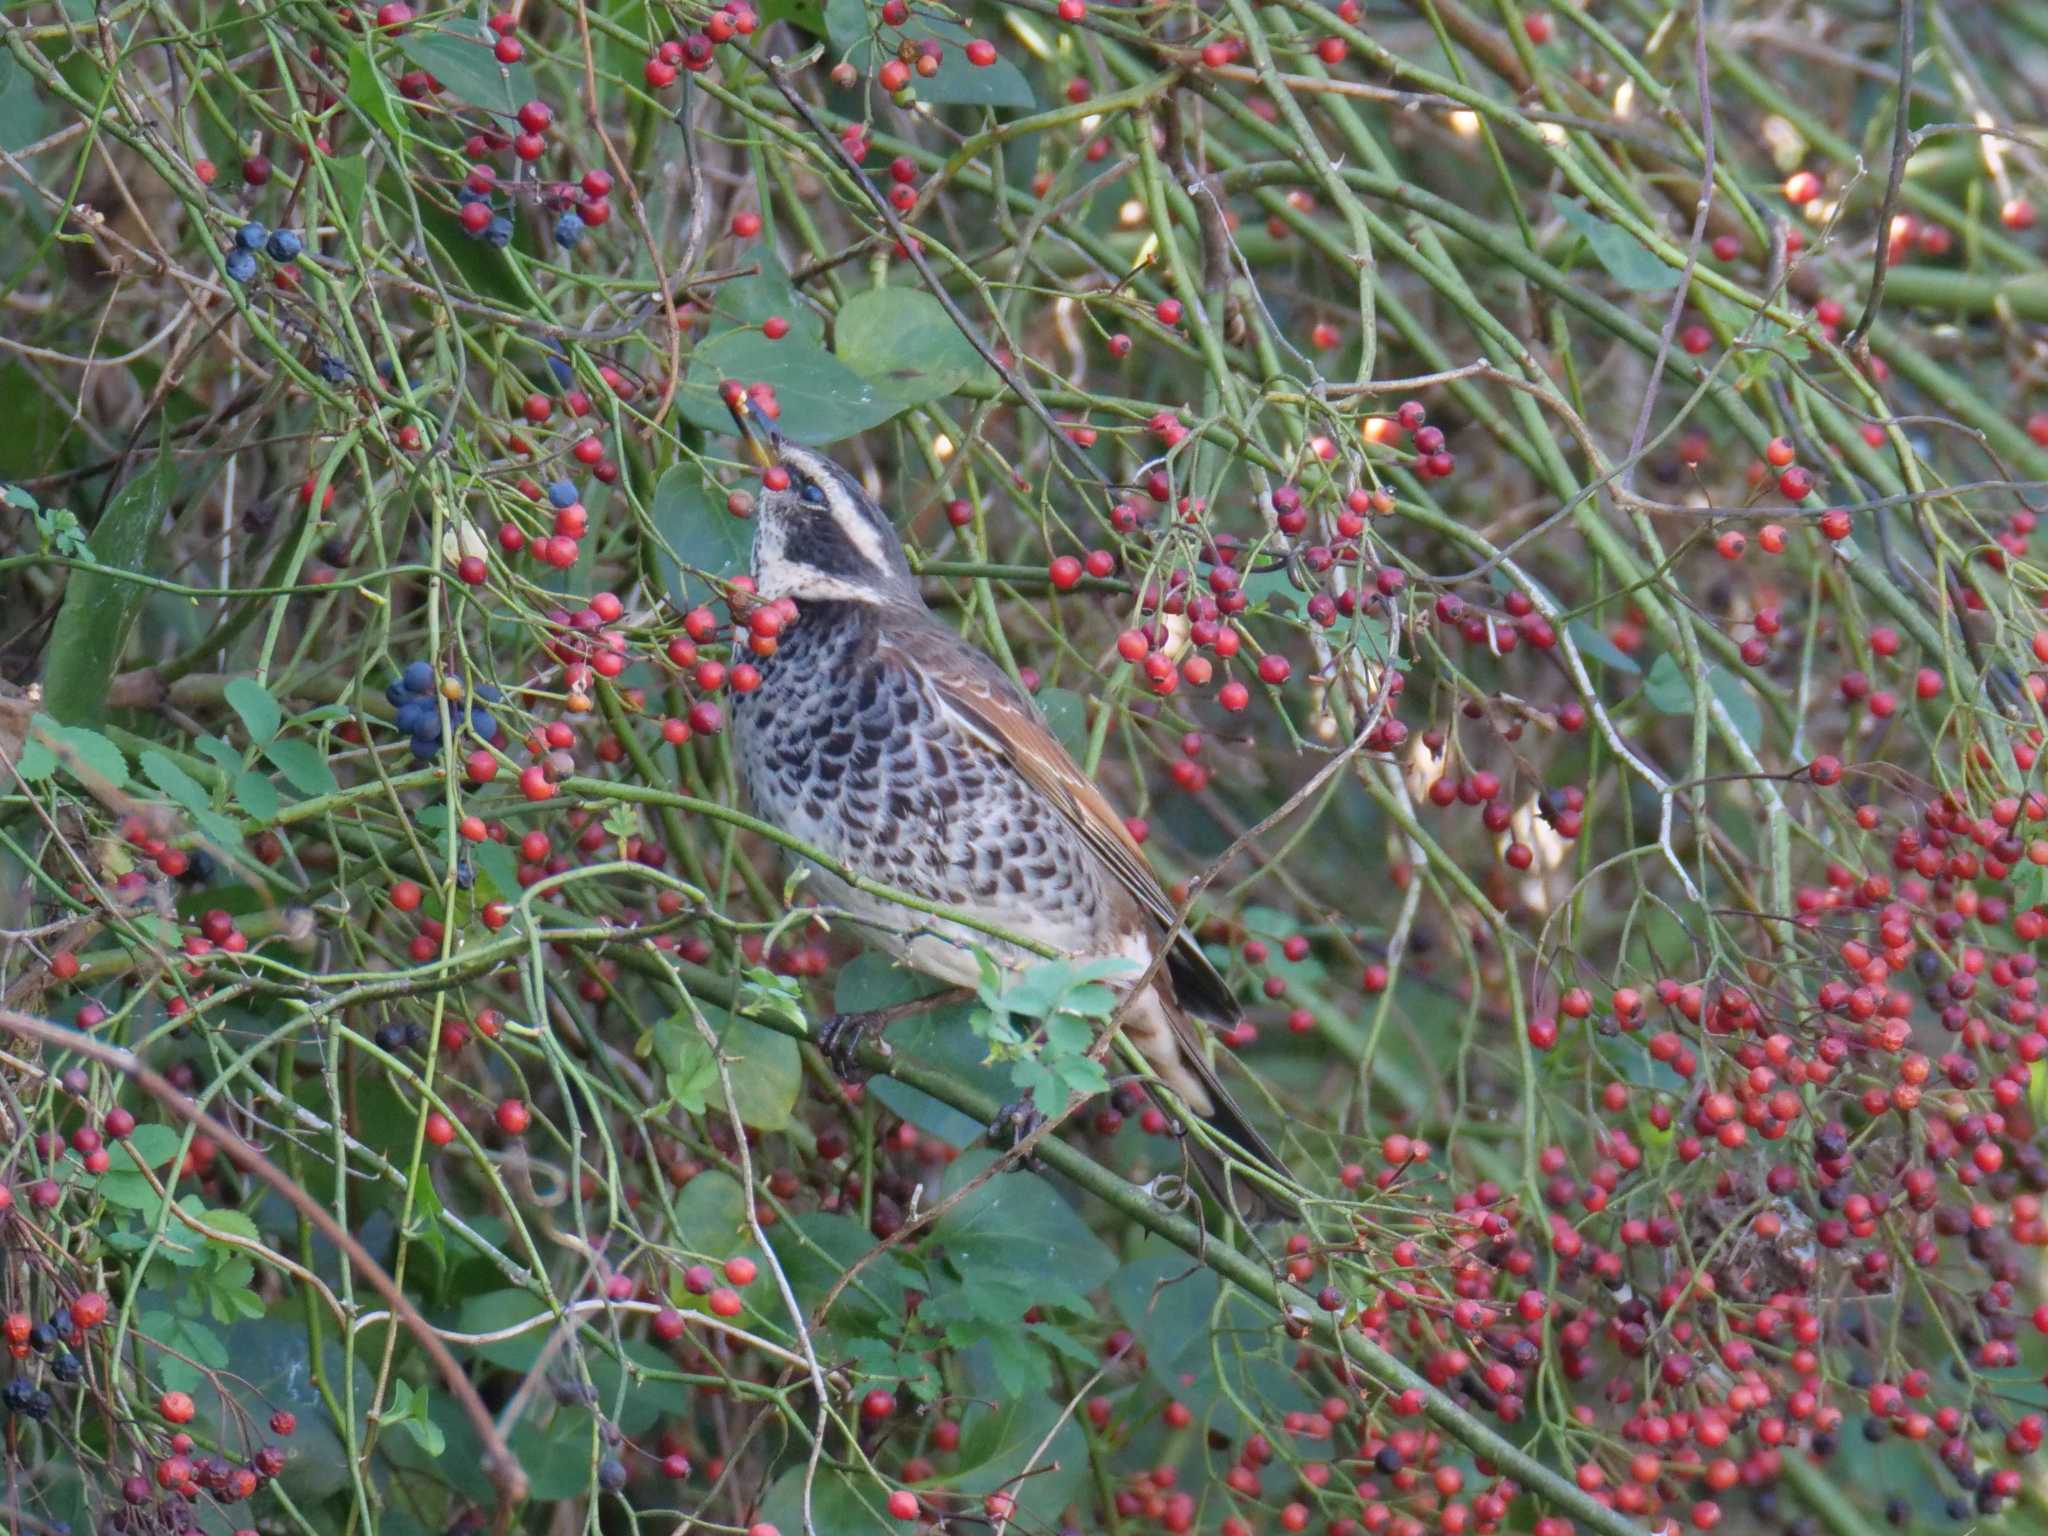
<box><xmin>221</xmin><ymin>220</ymin><xmax>300</xmax><ymax>285</ymax></box>
<box><xmin>385</xmin><ymin>659</ymin><xmax>504</xmax><ymax>762</ymax></box>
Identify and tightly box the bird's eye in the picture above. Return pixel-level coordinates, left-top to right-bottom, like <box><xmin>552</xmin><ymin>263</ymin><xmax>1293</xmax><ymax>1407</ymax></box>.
<box><xmin>798</xmin><ymin>478</ymin><xmax>827</xmax><ymax>506</ymax></box>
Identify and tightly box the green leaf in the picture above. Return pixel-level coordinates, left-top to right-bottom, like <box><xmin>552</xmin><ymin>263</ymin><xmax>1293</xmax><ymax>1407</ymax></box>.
<box><xmin>977</xmin><ymin>1320</ymin><xmax>1051</xmax><ymax>1395</ymax></box>
<box><xmin>43</xmin><ymin>447</ymin><xmax>171</xmax><ymax>724</ymax></box>
<box><xmin>1641</xmin><ymin>652</ymin><xmax>1692</xmax><ymax>714</ymax></box>
<box><xmin>1566</xmin><ymin>619</ymin><xmax>1642</xmax><ymax>675</ymax></box>
<box><xmin>651</xmin><ymin>464</ymin><xmax>752</xmax><ymax>606</ymax></box>
<box><xmin>656</xmin><ymin>1021</ymin><xmax>720</xmax><ymax>1114</ymax></box>
<box><xmin>453</xmin><ymin>1290</ymin><xmax>552</xmax><ymax>1372</ymax></box>
<box><xmin>1707</xmin><ymin>666</ymin><xmax>1763</xmax><ymax>751</ymax></box>
<box><xmin>194</xmin><ymin>734</ymin><xmax>240</xmax><ymax>775</ymax></box>
<box><xmin>678</xmin><ymin>330</ymin><xmax>898</xmax><ymax>445</ymax></box>
<box><xmin>345</xmin><ymin>45</ymin><xmax>403</xmax><ymax>141</ymax></box>
<box><xmin>866</xmin><ymin>1005</ymin><xmax>998</xmax><ymax>1145</ymax></box>
<box><xmin>835</xmin><ymin>287</ymin><xmax>996</xmax><ymax>406</ymax></box>
<box><xmin>942</xmin><ymin>1383</ymin><xmax>1090</xmax><ymax>1526</ymax></box>
<box><xmin>1555</xmin><ymin>199</ymin><xmax>1678</xmax><ymax>293</ymax></box>
<box><xmin>756</xmin><ymin>1465</ymin><xmax>892</xmax><ymax>1536</ymax></box>
<box><xmin>1111</xmin><ymin>1248</ymin><xmax>1221</xmax><ymax>1393</ymax></box>
<box><xmin>1237</xmin><ymin>564</ymin><xmax>1299</xmax><ymax>616</ymax></box>
<box><xmin>596</xmin><ymin>0</ymin><xmax>652</xmax><ymax>79</ymax></box>
<box><xmin>140</xmin><ymin>750</ymin><xmax>212</xmax><ymax>819</ymax></box>
<box><xmin>125</xmin><ymin>1123</ymin><xmax>186</xmax><ymax>1168</ymax></box>
<box><xmin>470</xmin><ymin>837</ymin><xmax>518</xmax><ymax>901</ymax></box>
<box><xmin>399</xmin><ymin>21</ymin><xmax>535</xmax><ymax>115</ymax></box>
<box><xmin>757</xmin><ymin>0</ymin><xmax>826</xmax><ymax>34</ymax></box>
<box><xmin>767</xmin><ymin>1211</ymin><xmax>913</xmax><ymax>1337</ymax></box>
<box><xmin>224</xmin><ymin>678</ymin><xmax>281</xmax><ymax>744</ymax></box>
<box><xmin>419</xmin><ymin>202</ymin><xmax>522</xmax><ymax>306</ymax></box>
<box><xmin>1735</xmin><ymin>317</ymin><xmax>1809</xmax><ymax>382</ymax></box>
<box><xmin>11</xmin><ymin>732</ymin><xmax>54</xmax><ymax>782</ymax></box>
<box><xmin>708</xmin><ymin>256</ymin><xmax>825</xmax><ymax>346</ymax></box>
<box><xmin>673</xmin><ymin>1169</ymin><xmax>749</xmax><ymax>1255</ymax></box>
<box><xmin>389</xmin><ymin>1382</ymin><xmax>448</xmax><ymax>1457</ymax></box>
<box><xmin>0</xmin><ymin>49</ymin><xmax>55</xmax><ymax>156</ymax></box>
<box><xmin>717</xmin><ymin>1011</ymin><xmax>801</xmax><ymax>1130</ymax></box>
<box><xmin>824</xmin><ymin>0</ymin><xmax>1034</xmax><ymax>109</ymax></box>
<box><xmin>27</xmin><ymin>718</ymin><xmax>129</xmax><ymax>789</ymax></box>
<box><xmin>233</xmin><ymin>770</ymin><xmax>280</xmax><ymax>823</ymax></box>
<box><xmin>1034</xmin><ymin>686</ymin><xmax>1088</xmax><ymax>760</ymax></box>
<box><xmin>654</xmin><ymin>1008</ymin><xmax>801</xmax><ymax>1129</ymax></box>
<box><xmin>264</xmin><ymin>738</ymin><xmax>339</xmax><ymax>797</ymax></box>
<box><xmin>325</xmin><ymin>153</ymin><xmax>369</xmax><ymax>233</ymax></box>
<box><xmin>936</xmin><ymin>1150</ymin><xmax>1116</xmax><ymax>1308</ymax></box>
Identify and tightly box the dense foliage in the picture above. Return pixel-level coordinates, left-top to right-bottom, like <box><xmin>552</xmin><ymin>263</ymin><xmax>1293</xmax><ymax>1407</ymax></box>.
<box><xmin>4</xmin><ymin>1</ymin><xmax>2048</xmax><ymax>1534</ymax></box>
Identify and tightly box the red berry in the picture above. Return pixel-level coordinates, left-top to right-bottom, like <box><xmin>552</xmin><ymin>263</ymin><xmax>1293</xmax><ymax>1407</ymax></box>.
<box><xmin>495</xmin><ymin>1098</ymin><xmax>530</xmax><ymax>1135</ymax></box>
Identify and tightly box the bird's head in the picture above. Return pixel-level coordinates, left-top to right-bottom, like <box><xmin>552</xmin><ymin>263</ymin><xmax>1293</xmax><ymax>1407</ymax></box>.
<box><xmin>725</xmin><ymin>389</ymin><xmax>918</xmax><ymax>606</ymax></box>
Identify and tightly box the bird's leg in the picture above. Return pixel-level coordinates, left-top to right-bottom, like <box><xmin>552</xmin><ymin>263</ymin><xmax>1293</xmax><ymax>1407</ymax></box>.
<box><xmin>814</xmin><ymin>986</ymin><xmax>972</xmax><ymax>1082</ymax></box>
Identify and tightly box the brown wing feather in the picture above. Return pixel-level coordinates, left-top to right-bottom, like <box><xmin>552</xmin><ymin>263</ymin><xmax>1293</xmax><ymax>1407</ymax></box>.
<box><xmin>877</xmin><ymin>624</ymin><xmax>1287</xmax><ymax>1187</ymax></box>
<box><xmin>885</xmin><ymin>628</ymin><xmax>1240</xmax><ymax>1020</ymax></box>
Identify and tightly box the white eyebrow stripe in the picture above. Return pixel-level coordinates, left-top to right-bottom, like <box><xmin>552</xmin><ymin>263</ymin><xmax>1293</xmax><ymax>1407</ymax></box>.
<box><xmin>828</xmin><ymin>485</ymin><xmax>890</xmax><ymax>573</ymax></box>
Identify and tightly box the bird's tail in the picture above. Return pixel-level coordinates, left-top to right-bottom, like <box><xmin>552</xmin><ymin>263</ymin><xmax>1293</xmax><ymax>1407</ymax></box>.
<box><xmin>1168</xmin><ymin>1083</ymin><xmax>1298</xmax><ymax>1222</ymax></box>
<box><xmin>1125</xmin><ymin>984</ymin><xmax>1297</xmax><ymax>1221</ymax></box>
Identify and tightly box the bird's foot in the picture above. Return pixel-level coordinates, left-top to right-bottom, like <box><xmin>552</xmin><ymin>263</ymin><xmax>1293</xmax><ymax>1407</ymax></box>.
<box><xmin>988</xmin><ymin>1097</ymin><xmax>1047</xmax><ymax>1168</ymax></box>
<box><xmin>815</xmin><ymin>1010</ymin><xmax>889</xmax><ymax>1082</ymax></box>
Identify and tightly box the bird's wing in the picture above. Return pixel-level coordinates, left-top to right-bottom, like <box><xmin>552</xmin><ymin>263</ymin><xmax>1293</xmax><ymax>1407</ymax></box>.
<box><xmin>877</xmin><ymin>623</ymin><xmax>1241</xmax><ymax>1026</ymax></box>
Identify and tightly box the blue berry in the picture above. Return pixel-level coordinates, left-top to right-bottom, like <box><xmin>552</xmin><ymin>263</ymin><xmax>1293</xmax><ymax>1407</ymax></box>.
<box><xmin>224</xmin><ymin>249</ymin><xmax>258</xmax><ymax>283</ymax></box>
<box><xmin>385</xmin><ymin>680</ymin><xmax>412</xmax><ymax>707</ymax></box>
<box><xmin>597</xmin><ymin>1457</ymin><xmax>627</xmax><ymax>1492</ymax></box>
<box><xmin>409</xmin><ymin>733</ymin><xmax>443</xmax><ymax>762</ymax></box>
<box><xmin>467</xmin><ymin>708</ymin><xmax>499</xmax><ymax>742</ymax></box>
<box><xmin>266</xmin><ymin>229</ymin><xmax>302</xmax><ymax>261</ymax></box>
<box><xmin>234</xmin><ymin>220</ymin><xmax>269</xmax><ymax>251</ymax></box>
<box><xmin>402</xmin><ymin>660</ymin><xmax>435</xmax><ymax>694</ymax></box>
<box><xmin>393</xmin><ymin>700</ymin><xmax>431</xmax><ymax>735</ymax></box>
<box><xmin>548</xmin><ymin>479</ymin><xmax>578</xmax><ymax>509</ymax></box>
<box><xmin>547</xmin><ymin>353</ymin><xmax>573</xmax><ymax>385</ymax></box>
<box><xmin>476</xmin><ymin>682</ymin><xmax>504</xmax><ymax>703</ymax></box>
<box><xmin>485</xmin><ymin>215</ymin><xmax>514</xmax><ymax>249</ymax></box>
<box><xmin>457</xmin><ymin>186</ymin><xmax>488</xmax><ymax>206</ymax></box>
<box><xmin>554</xmin><ymin>212</ymin><xmax>585</xmax><ymax>248</ymax></box>
<box><xmin>316</xmin><ymin>355</ymin><xmax>351</xmax><ymax>385</ymax></box>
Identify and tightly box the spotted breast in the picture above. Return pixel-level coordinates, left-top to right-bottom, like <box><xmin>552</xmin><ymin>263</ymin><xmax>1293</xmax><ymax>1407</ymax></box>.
<box><xmin>733</xmin><ymin>598</ymin><xmax>1113</xmax><ymax>984</ymax></box>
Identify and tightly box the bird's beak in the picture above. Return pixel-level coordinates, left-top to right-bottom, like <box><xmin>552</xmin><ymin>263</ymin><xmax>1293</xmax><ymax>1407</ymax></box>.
<box><xmin>722</xmin><ymin>383</ymin><xmax>782</xmax><ymax>471</ymax></box>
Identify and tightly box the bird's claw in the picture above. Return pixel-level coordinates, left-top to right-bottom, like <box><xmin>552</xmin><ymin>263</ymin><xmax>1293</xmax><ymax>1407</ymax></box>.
<box><xmin>816</xmin><ymin>1010</ymin><xmax>887</xmax><ymax>1082</ymax></box>
<box><xmin>988</xmin><ymin>1098</ymin><xmax>1046</xmax><ymax>1168</ymax></box>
